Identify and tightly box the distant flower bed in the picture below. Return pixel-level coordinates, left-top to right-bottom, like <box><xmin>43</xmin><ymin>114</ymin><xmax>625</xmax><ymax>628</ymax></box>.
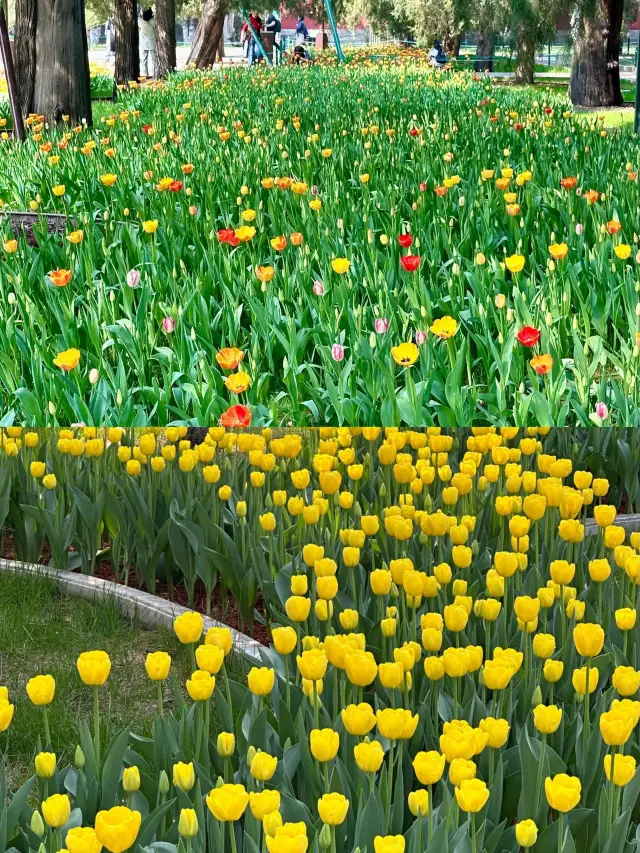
<box><xmin>0</xmin><ymin>68</ymin><xmax>637</xmax><ymax>423</ymax></box>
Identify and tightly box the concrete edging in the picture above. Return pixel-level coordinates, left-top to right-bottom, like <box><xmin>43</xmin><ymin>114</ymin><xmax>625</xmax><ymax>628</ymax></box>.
<box><xmin>0</xmin><ymin>558</ymin><xmax>264</xmax><ymax>664</ymax></box>
<box><xmin>585</xmin><ymin>514</ymin><xmax>640</xmax><ymax>534</ymax></box>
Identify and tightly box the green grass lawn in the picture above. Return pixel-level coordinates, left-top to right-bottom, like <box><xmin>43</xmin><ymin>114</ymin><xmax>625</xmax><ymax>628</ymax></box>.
<box><xmin>578</xmin><ymin>108</ymin><xmax>636</xmax><ymax>127</ymax></box>
<box><xmin>0</xmin><ymin>571</ymin><xmax>247</xmax><ymax>787</ymax></box>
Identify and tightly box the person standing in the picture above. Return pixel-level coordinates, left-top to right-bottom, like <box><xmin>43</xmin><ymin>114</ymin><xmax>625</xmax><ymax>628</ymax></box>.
<box><xmin>295</xmin><ymin>15</ymin><xmax>308</xmax><ymax>46</ymax></box>
<box><xmin>265</xmin><ymin>10</ymin><xmax>281</xmax><ymax>64</ymax></box>
<box><xmin>105</xmin><ymin>18</ymin><xmax>115</xmax><ymax>63</ymax></box>
<box><xmin>247</xmin><ymin>12</ymin><xmax>262</xmax><ymax>66</ymax></box>
<box><xmin>241</xmin><ymin>20</ymin><xmax>251</xmax><ymax>61</ymax></box>
<box><xmin>139</xmin><ymin>8</ymin><xmax>157</xmax><ymax>78</ymax></box>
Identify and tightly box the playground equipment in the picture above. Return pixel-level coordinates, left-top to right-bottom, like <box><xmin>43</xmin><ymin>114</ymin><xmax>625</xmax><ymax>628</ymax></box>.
<box><xmin>241</xmin><ymin>2</ymin><xmax>345</xmax><ymax>66</ymax></box>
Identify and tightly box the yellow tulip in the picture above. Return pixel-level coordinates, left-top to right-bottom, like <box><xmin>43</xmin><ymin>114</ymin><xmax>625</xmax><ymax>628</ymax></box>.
<box><xmin>533</xmin><ymin>704</ymin><xmax>562</xmax><ymax>734</ymax></box>
<box><xmin>515</xmin><ymin>820</ymin><xmax>538</xmax><ymax>848</ymax></box>
<box><xmin>206</xmin><ymin>784</ymin><xmax>249</xmax><ymax>822</ymax></box>
<box><xmin>26</xmin><ymin>674</ymin><xmax>56</xmax><ymax>705</ymax></box>
<box><xmin>174</xmin><ymin>611</ymin><xmax>204</xmax><ymax>644</ymax></box>
<box><xmin>248</xmin><ymin>790</ymin><xmax>280</xmax><ymax>820</ymax></box>
<box><xmin>247</xmin><ymin>667</ymin><xmax>275</xmax><ymax>696</ymax></box>
<box><xmin>573</xmin><ymin>623</ymin><xmax>605</xmax><ymax>657</ymax></box>
<box><xmin>544</xmin><ymin>774</ymin><xmax>581</xmax><ymax>812</ymax></box>
<box><xmin>77</xmin><ymin>651</ymin><xmax>111</xmax><ymax>686</ymax></box>
<box><xmin>310</xmin><ymin>728</ymin><xmax>339</xmax><ymax>762</ymax></box>
<box><xmin>145</xmin><ymin>651</ymin><xmax>171</xmax><ymax>681</ymax></box>
<box><xmin>317</xmin><ymin>792</ymin><xmax>349</xmax><ymax>826</ymax></box>
<box><xmin>42</xmin><ymin>793</ymin><xmax>71</xmax><ymax>828</ymax></box>
<box><xmin>66</xmin><ymin>827</ymin><xmax>102</xmax><ymax>853</ymax></box>
<box><xmin>412</xmin><ymin>750</ymin><xmax>446</xmax><ymax>785</ymax></box>
<box><xmin>604</xmin><ymin>753</ymin><xmax>636</xmax><ymax>786</ymax></box>
<box><xmin>354</xmin><ymin>738</ymin><xmax>385</xmax><ymax>773</ymax></box>
<box><xmin>173</xmin><ymin>761</ymin><xmax>196</xmax><ymax>792</ymax></box>
<box><xmin>455</xmin><ymin>779</ymin><xmax>489</xmax><ymax>812</ymax></box>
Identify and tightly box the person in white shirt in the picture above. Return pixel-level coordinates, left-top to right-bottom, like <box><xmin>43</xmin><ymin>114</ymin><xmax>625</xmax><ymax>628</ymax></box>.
<box><xmin>139</xmin><ymin>8</ymin><xmax>157</xmax><ymax>77</ymax></box>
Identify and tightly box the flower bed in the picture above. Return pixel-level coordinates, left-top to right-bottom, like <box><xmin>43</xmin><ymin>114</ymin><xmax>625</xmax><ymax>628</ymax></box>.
<box><xmin>2</xmin><ymin>425</ymin><xmax>640</xmax><ymax>852</ymax></box>
<box><xmin>0</xmin><ymin>67</ymin><xmax>639</xmax><ymax>424</ymax></box>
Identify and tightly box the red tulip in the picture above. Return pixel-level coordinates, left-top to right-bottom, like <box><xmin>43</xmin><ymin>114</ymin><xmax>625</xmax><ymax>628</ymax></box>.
<box><xmin>400</xmin><ymin>255</ymin><xmax>421</xmax><ymax>272</ymax></box>
<box><xmin>169</xmin><ymin>180</ymin><xmax>183</xmax><ymax>192</ymax></box>
<box><xmin>398</xmin><ymin>235</ymin><xmax>413</xmax><ymax>248</ymax></box>
<box><xmin>517</xmin><ymin>326</ymin><xmax>541</xmax><ymax>347</ymax></box>
<box><xmin>217</xmin><ymin>228</ymin><xmax>240</xmax><ymax>247</ymax></box>
<box><xmin>220</xmin><ymin>404</ymin><xmax>252</xmax><ymax>427</ymax></box>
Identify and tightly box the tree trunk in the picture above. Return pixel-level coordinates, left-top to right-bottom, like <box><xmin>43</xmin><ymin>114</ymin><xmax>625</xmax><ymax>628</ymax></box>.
<box><xmin>606</xmin><ymin>0</ymin><xmax>623</xmax><ymax>103</ymax></box>
<box><xmin>186</xmin><ymin>0</ymin><xmax>227</xmax><ymax>67</ymax></box>
<box><xmin>17</xmin><ymin>0</ymin><xmax>92</xmax><ymax>125</ymax></box>
<box><xmin>443</xmin><ymin>32</ymin><xmax>461</xmax><ymax>57</ymax></box>
<box><xmin>14</xmin><ymin>0</ymin><xmax>37</xmax><ymax>115</ymax></box>
<box><xmin>156</xmin><ymin>0</ymin><xmax>176</xmax><ymax>78</ymax></box>
<box><xmin>114</xmin><ymin>0</ymin><xmax>139</xmax><ymax>84</ymax></box>
<box><xmin>569</xmin><ymin>0</ymin><xmax>623</xmax><ymax>107</ymax></box>
<box><xmin>475</xmin><ymin>31</ymin><xmax>494</xmax><ymax>71</ymax></box>
<box><xmin>514</xmin><ymin>29</ymin><xmax>535</xmax><ymax>83</ymax></box>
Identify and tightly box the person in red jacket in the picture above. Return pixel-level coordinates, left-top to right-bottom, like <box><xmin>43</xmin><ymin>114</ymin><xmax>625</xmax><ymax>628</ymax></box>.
<box><xmin>247</xmin><ymin>12</ymin><xmax>262</xmax><ymax>66</ymax></box>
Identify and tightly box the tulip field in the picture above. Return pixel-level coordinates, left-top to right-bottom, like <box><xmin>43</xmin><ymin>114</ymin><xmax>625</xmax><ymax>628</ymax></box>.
<box><xmin>1</xmin><ymin>65</ymin><xmax>640</xmax><ymax>425</ymax></box>
<box><xmin>1</xmin><ymin>426</ymin><xmax>640</xmax><ymax>852</ymax></box>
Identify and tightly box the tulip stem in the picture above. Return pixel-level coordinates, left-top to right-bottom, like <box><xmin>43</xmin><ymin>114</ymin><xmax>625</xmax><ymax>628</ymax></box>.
<box><xmin>471</xmin><ymin>813</ymin><xmax>476</xmax><ymax>853</ymax></box>
<box><xmin>93</xmin><ymin>686</ymin><xmax>101</xmax><ymax>771</ymax></box>
<box><xmin>557</xmin><ymin>812</ymin><xmax>563</xmax><ymax>853</ymax></box>
<box><xmin>195</xmin><ymin>703</ymin><xmax>203</xmax><ymax>759</ymax></box>
<box><xmin>597</xmin><ymin>584</ymin><xmax>603</xmax><ymax>627</ymax></box>
<box><xmin>204</xmin><ymin>697</ymin><xmax>211</xmax><ymax>760</ymax></box>
<box><xmin>330</xmin><ymin>825</ymin><xmax>337</xmax><ymax>853</ymax></box>
<box><xmin>583</xmin><ymin>659</ymin><xmax>590</xmax><ymax>755</ymax></box>
<box><xmin>608</xmin><ymin>748</ymin><xmax>617</xmax><ymax>832</ymax></box>
<box><xmin>284</xmin><ymin>656</ymin><xmax>291</xmax><ymax>709</ymax></box>
<box><xmin>228</xmin><ymin>823</ymin><xmax>238</xmax><ymax>853</ymax></box>
<box><xmin>42</xmin><ymin>707</ymin><xmax>51</xmax><ymax>748</ymax></box>
<box><xmin>157</xmin><ymin>683</ymin><xmax>164</xmax><ymax>718</ymax></box>
<box><xmin>223</xmin><ymin>663</ymin><xmax>233</xmax><ymax>714</ymax></box>
<box><xmin>385</xmin><ymin>740</ymin><xmax>394</xmax><ymax>830</ymax></box>
<box><xmin>428</xmin><ymin>786</ymin><xmax>433</xmax><ymax>842</ymax></box>
<box><xmin>534</xmin><ymin>734</ymin><xmax>546</xmax><ymax>818</ymax></box>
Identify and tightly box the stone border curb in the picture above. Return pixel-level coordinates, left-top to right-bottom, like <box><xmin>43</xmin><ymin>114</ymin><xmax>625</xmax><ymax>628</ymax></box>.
<box><xmin>585</xmin><ymin>514</ymin><xmax>640</xmax><ymax>534</ymax></box>
<box><xmin>0</xmin><ymin>558</ymin><xmax>264</xmax><ymax>664</ymax></box>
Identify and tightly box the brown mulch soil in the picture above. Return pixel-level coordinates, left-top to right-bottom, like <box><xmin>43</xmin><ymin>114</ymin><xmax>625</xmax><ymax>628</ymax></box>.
<box><xmin>1</xmin><ymin>529</ymin><xmax>270</xmax><ymax>646</ymax></box>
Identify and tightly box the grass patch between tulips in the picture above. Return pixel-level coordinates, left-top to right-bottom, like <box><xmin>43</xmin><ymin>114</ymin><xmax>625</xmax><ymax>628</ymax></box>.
<box><xmin>0</xmin><ymin>570</ymin><xmax>246</xmax><ymax>788</ymax></box>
